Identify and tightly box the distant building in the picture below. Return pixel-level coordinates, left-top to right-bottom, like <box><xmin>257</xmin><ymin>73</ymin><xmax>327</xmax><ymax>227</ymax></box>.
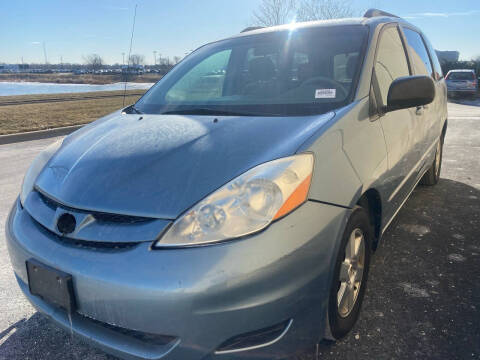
<box><xmin>435</xmin><ymin>50</ymin><xmax>460</xmax><ymax>63</ymax></box>
<box><xmin>0</xmin><ymin>64</ymin><xmax>30</xmax><ymax>73</ymax></box>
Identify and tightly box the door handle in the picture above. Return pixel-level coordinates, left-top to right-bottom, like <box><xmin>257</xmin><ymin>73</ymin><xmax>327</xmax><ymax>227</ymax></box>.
<box><xmin>415</xmin><ymin>106</ymin><xmax>423</xmax><ymax>116</ymax></box>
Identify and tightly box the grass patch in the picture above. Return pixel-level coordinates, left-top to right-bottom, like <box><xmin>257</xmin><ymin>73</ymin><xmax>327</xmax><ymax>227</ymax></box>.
<box><xmin>0</xmin><ymin>90</ymin><xmax>145</xmax><ymax>135</ymax></box>
<box><xmin>0</xmin><ymin>90</ymin><xmax>145</xmax><ymax>104</ymax></box>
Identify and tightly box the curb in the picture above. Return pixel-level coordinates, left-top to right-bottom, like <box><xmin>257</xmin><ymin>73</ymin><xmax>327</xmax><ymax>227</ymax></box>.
<box><xmin>0</xmin><ymin>125</ymin><xmax>84</xmax><ymax>145</ymax></box>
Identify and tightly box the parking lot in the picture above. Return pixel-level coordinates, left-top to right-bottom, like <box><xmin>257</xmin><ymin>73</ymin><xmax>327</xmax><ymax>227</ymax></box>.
<box><xmin>0</xmin><ymin>100</ymin><xmax>479</xmax><ymax>360</ymax></box>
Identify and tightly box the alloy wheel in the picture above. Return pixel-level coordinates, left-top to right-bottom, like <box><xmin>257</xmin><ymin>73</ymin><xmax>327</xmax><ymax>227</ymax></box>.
<box><xmin>337</xmin><ymin>228</ymin><xmax>365</xmax><ymax>318</ymax></box>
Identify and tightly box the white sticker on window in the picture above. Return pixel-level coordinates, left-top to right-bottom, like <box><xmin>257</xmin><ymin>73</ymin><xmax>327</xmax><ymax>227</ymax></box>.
<box><xmin>315</xmin><ymin>89</ymin><xmax>336</xmax><ymax>98</ymax></box>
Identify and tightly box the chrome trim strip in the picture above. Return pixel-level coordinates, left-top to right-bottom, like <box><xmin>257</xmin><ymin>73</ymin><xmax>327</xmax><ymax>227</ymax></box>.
<box><xmin>214</xmin><ymin>319</ymin><xmax>293</xmax><ymax>355</ymax></box>
<box><xmin>387</xmin><ymin>137</ymin><xmax>438</xmax><ymax>202</ymax></box>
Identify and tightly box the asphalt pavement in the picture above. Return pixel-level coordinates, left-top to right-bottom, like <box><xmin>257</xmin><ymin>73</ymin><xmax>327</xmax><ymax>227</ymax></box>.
<box><xmin>0</xmin><ymin>101</ymin><xmax>479</xmax><ymax>360</ymax></box>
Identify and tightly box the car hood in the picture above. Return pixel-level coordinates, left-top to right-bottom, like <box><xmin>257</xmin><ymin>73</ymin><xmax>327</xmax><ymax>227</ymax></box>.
<box><xmin>35</xmin><ymin>110</ymin><xmax>334</xmax><ymax>219</ymax></box>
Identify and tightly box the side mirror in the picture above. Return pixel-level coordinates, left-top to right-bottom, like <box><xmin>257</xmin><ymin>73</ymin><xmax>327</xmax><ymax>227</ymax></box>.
<box><xmin>386</xmin><ymin>75</ymin><xmax>435</xmax><ymax>112</ymax></box>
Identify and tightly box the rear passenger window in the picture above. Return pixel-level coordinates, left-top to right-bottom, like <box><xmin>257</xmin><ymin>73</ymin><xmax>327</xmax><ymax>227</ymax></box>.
<box><xmin>422</xmin><ymin>35</ymin><xmax>443</xmax><ymax>80</ymax></box>
<box><xmin>373</xmin><ymin>27</ymin><xmax>410</xmax><ymax>107</ymax></box>
<box><xmin>403</xmin><ymin>28</ymin><xmax>433</xmax><ymax>78</ymax></box>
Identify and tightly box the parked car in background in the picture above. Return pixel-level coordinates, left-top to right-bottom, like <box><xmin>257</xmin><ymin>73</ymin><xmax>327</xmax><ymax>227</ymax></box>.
<box><xmin>445</xmin><ymin>69</ymin><xmax>478</xmax><ymax>97</ymax></box>
<box><xmin>6</xmin><ymin>8</ymin><xmax>447</xmax><ymax>360</ymax></box>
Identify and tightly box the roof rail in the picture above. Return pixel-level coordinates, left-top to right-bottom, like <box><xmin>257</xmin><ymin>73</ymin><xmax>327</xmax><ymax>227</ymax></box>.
<box><xmin>363</xmin><ymin>9</ymin><xmax>399</xmax><ymax>19</ymax></box>
<box><xmin>241</xmin><ymin>26</ymin><xmax>264</xmax><ymax>33</ymax></box>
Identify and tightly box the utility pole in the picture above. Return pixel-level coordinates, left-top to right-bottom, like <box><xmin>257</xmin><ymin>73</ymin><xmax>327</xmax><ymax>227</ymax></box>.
<box><xmin>153</xmin><ymin>50</ymin><xmax>157</xmax><ymax>66</ymax></box>
<box><xmin>122</xmin><ymin>52</ymin><xmax>125</xmax><ymax>66</ymax></box>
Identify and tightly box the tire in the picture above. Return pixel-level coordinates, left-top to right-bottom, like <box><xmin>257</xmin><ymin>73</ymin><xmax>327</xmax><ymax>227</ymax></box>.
<box><xmin>420</xmin><ymin>137</ymin><xmax>443</xmax><ymax>186</ymax></box>
<box><xmin>325</xmin><ymin>206</ymin><xmax>372</xmax><ymax>340</ymax></box>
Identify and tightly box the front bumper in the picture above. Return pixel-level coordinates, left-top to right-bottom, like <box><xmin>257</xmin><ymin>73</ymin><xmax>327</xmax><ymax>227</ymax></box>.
<box><xmin>6</xmin><ymin>199</ymin><xmax>348</xmax><ymax>360</ymax></box>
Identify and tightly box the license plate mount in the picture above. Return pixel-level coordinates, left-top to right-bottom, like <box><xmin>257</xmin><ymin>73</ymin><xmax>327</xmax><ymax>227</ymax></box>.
<box><xmin>26</xmin><ymin>259</ymin><xmax>76</xmax><ymax>314</ymax></box>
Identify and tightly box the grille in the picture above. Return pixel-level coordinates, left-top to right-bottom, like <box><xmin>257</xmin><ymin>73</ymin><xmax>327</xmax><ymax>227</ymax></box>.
<box><xmin>37</xmin><ymin>190</ymin><xmax>150</xmax><ymax>224</ymax></box>
<box><xmin>31</xmin><ymin>215</ymin><xmax>138</xmax><ymax>251</ymax></box>
<box><xmin>80</xmin><ymin>314</ymin><xmax>178</xmax><ymax>346</ymax></box>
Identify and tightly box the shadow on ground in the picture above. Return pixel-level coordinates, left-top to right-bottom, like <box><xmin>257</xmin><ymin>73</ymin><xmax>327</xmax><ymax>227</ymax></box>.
<box><xmin>299</xmin><ymin>178</ymin><xmax>480</xmax><ymax>360</ymax></box>
<box><xmin>0</xmin><ymin>313</ymin><xmax>115</xmax><ymax>360</ymax></box>
<box><xmin>1</xmin><ymin>179</ymin><xmax>479</xmax><ymax>360</ymax></box>
<box><xmin>448</xmin><ymin>93</ymin><xmax>480</xmax><ymax>107</ymax></box>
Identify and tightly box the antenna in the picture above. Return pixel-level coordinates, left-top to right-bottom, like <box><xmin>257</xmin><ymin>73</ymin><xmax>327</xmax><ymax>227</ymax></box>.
<box><xmin>42</xmin><ymin>42</ymin><xmax>48</xmax><ymax>64</ymax></box>
<box><xmin>123</xmin><ymin>4</ymin><xmax>138</xmax><ymax>107</ymax></box>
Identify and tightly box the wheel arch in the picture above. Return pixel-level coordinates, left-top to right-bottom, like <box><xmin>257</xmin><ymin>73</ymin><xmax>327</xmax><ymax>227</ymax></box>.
<box><xmin>356</xmin><ymin>188</ymin><xmax>382</xmax><ymax>249</ymax></box>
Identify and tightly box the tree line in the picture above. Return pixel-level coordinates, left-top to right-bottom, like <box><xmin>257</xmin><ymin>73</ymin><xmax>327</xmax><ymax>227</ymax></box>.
<box><xmin>83</xmin><ymin>53</ymin><xmax>182</xmax><ymax>72</ymax></box>
<box><xmin>441</xmin><ymin>59</ymin><xmax>480</xmax><ymax>77</ymax></box>
<box><xmin>251</xmin><ymin>0</ymin><xmax>355</xmax><ymax>26</ymax></box>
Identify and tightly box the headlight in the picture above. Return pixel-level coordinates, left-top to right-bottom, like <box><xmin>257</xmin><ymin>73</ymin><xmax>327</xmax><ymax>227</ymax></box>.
<box><xmin>154</xmin><ymin>154</ymin><xmax>314</xmax><ymax>247</ymax></box>
<box><xmin>20</xmin><ymin>139</ymin><xmax>63</xmax><ymax>206</ymax></box>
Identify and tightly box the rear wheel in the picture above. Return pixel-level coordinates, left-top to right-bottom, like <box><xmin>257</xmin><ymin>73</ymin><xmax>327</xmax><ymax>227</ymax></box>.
<box><xmin>421</xmin><ymin>137</ymin><xmax>443</xmax><ymax>186</ymax></box>
<box><xmin>325</xmin><ymin>206</ymin><xmax>372</xmax><ymax>340</ymax></box>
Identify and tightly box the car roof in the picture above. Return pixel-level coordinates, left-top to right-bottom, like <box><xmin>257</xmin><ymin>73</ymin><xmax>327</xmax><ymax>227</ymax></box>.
<box><xmin>447</xmin><ymin>69</ymin><xmax>475</xmax><ymax>72</ymax></box>
<box><xmin>227</xmin><ymin>11</ymin><xmax>416</xmax><ymax>41</ymax></box>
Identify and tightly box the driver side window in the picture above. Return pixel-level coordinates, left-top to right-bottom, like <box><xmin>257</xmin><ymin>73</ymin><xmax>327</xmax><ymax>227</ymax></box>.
<box><xmin>373</xmin><ymin>27</ymin><xmax>410</xmax><ymax>107</ymax></box>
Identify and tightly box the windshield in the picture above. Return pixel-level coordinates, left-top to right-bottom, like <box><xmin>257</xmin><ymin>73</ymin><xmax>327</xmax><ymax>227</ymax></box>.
<box><xmin>135</xmin><ymin>25</ymin><xmax>368</xmax><ymax>116</ymax></box>
<box><xmin>447</xmin><ymin>72</ymin><xmax>475</xmax><ymax>80</ymax></box>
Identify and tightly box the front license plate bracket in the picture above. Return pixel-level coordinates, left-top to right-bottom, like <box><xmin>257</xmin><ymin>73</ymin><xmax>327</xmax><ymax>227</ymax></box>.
<box><xmin>26</xmin><ymin>259</ymin><xmax>76</xmax><ymax>314</ymax></box>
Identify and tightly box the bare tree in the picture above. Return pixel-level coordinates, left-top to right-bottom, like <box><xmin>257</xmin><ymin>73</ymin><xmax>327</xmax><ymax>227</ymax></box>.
<box><xmin>83</xmin><ymin>54</ymin><xmax>103</xmax><ymax>72</ymax></box>
<box><xmin>158</xmin><ymin>56</ymin><xmax>170</xmax><ymax>66</ymax></box>
<box><xmin>173</xmin><ymin>56</ymin><xmax>181</xmax><ymax>64</ymax></box>
<box><xmin>251</xmin><ymin>0</ymin><xmax>297</xmax><ymax>27</ymax></box>
<box><xmin>128</xmin><ymin>54</ymin><xmax>145</xmax><ymax>67</ymax></box>
<box><xmin>297</xmin><ymin>0</ymin><xmax>355</xmax><ymax>21</ymax></box>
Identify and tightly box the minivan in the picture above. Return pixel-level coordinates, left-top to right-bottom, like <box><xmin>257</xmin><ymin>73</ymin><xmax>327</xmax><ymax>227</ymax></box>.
<box><xmin>7</xmin><ymin>8</ymin><xmax>447</xmax><ymax>360</ymax></box>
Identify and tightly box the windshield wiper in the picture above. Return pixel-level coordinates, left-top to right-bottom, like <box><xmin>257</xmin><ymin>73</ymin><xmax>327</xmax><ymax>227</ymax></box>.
<box><xmin>123</xmin><ymin>104</ymin><xmax>143</xmax><ymax>114</ymax></box>
<box><xmin>131</xmin><ymin>105</ymin><xmax>143</xmax><ymax>114</ymax></box>
<box><xmin>160</xmin><ymin>108</ymin><xmax>260</xmax><ymax>116</ymax></box>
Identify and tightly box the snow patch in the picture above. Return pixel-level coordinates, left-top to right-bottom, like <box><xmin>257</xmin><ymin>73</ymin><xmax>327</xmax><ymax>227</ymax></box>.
<box><xmin>447</xmin><ymin>253</ymin><xmax>466</xmax><ymax>262</ymax></box>
<box><xmin>400</xmin><ymin>224</ymin><xmax>430</xmax><ymax>236</ymax></box>
<box><xmin>398</xmin><ymin>283</ymin><xmax>430</xmax><ymax>298</ymax></box>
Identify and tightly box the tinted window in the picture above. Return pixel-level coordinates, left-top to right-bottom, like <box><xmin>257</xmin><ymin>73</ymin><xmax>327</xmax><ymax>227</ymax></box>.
<box><xmin>403</xmin><ymin>28</ymin><xmax>433</xmax><ymax>77</ymax></box>
<box><xmin>422</xmin><ymin>35</ymin><xmax>443</xmax><ymax>80</ymax></box>
<box><xmin>373</xmin><ymin>27</ymin><xmax>410</xmax><ymax>107</ymax></box>
<box><xmin>136</xmin><ymin>25</ymin><xmax>369</xmax><ymax>116</ymax></box>
<box><xmin>447</xmin><ymin>72</ymin><xmax>475</xmax><ymax>80</ymax></box>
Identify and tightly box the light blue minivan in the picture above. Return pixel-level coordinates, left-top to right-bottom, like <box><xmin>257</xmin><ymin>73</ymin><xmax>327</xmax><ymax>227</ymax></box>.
<box><xmin>7</xmin><ymin>9</ymin><xmax>447</xmax><ymax>360</ymax></box>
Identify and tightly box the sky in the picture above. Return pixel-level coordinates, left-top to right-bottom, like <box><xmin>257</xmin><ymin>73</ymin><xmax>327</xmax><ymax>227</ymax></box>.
<box><xmin>0</xmin><ymin>0</ymin><xmax>479</xmax><ymax>65</ymax></box>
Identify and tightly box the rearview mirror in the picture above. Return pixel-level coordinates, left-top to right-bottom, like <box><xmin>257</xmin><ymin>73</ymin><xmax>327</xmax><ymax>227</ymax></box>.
<box><xmin>386</xmin><ymin>75</ymin><xmax>435</xmax><ymax>112</ymax></box>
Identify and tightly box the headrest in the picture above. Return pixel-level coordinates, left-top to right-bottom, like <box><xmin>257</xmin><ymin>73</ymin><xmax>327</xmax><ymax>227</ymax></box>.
<box><xmin>248</xmin><ymin>57</ymin><xmax>276</xmax><ymax>81</ymax></box>
<box><xmin>346</xmin><ymin>55</ymin><xmax>359</xmax><ymax>79</ymax></box>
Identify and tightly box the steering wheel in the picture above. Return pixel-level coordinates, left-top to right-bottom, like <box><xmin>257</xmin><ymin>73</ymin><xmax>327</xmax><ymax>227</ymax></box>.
<box><xmin>301</xmin><ymin>76</ymin><xmax>348</xmax><ymax>99</ymax></box>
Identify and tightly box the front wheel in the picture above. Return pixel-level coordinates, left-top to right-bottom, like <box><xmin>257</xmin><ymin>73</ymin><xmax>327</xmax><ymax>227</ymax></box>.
<box><xmin>325</xmin><ymin>206</ymin><xmax>372</xmax><ymax>340</ymax></box>
<box><xmin>421</xmin><ymin>138</ymin><xmax>443</xmax><ymax>186</ymax></box>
